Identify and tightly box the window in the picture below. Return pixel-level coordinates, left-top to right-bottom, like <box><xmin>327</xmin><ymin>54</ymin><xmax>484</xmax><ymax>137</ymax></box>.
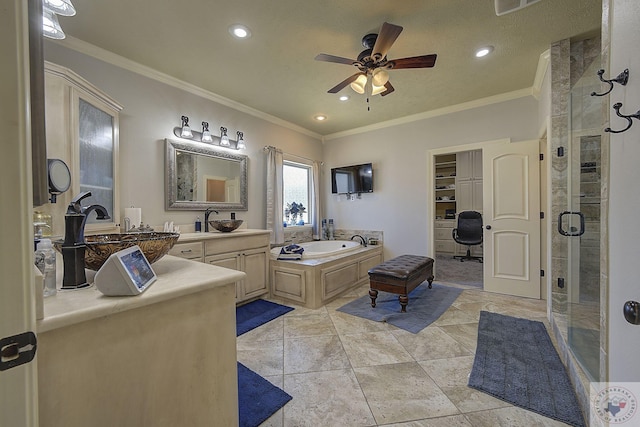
<box><xmin>283</xmin><ymin>161</ymin><xmax>311</xmax><ymax>226</ymax></box>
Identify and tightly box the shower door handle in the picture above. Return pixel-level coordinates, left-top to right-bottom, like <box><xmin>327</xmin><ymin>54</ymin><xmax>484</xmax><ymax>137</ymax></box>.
<box><xmin>557</xmin><ymin>211</ymin><xmax>585</xmax><ymax>236</ymax></box>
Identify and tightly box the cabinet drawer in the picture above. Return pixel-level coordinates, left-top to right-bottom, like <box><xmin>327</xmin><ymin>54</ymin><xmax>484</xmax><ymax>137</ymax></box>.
<box><xmin>435</xmin><ymin>219</ymin><xmax>455</xmax><ymax>228</ymax></box>
<box><xmin>169</xmin><ymin>242</ymin><xmax>203</xmax><ymax>260</ymax></box>
<box><xmin>205</xmin><ymin>235</ymin><xmax>269</xmax><ymax>256</ymax></box>
<box><xmin>435</xmin><ymin>240</ymin><xmax>455</xmax><ymax>253</ymax></box>
<box><xmin>434</xmin><ymin>228</ymin><xmax>453</xmax><ymax>240</ymax></box>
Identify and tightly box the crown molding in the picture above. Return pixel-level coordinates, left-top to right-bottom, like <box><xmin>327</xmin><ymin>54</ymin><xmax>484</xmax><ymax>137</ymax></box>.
<box><xmin>323</xmin><ymin>88</ymin><xmax>534</xmax><ymax>141</ymax></box>
<box><xmin>52</xmin><ymin>37</ymin><xmax>323</xmax><ymax>140</ymax></box>
<box><xmin>532</xmin><ymin>49</ymin><xmax>551</xmax><ymax>100</ymax></box>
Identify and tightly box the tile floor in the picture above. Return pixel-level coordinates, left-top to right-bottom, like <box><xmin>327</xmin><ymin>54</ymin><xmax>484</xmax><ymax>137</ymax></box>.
<box><xmin>237</xmin><ymin>282</ymin><xmax>574</xmax><ymax>426</ymax></box>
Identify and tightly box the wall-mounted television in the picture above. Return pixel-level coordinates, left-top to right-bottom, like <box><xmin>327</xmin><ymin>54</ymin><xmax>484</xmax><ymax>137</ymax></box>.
<box><xmin>331</xmin><ymin>163</ymin><xmax>373</xmax><ymax>194</ymax></box>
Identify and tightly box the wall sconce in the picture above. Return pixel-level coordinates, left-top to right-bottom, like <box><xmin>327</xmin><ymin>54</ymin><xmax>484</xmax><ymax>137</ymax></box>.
<box><xmin>236</xmin><ymin>131</ymin><xmax>246</xmax><ymax>150</ymax></box>
<box><xmin>201</xmin><ymin>121</ymin><xmax>213</xmax><ymax>142</ymax></box>
<box><xmin>219</xmin><ymin>127</ymin><xmax>231</xmax><ymax>147</ymax></box>
<box><xmin>173</xmin><ymin>116</ymin><xmax>246</xmax><ymax>149</ymax></box>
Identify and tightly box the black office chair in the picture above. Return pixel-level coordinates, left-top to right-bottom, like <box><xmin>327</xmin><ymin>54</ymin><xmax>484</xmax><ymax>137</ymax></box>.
<box><xmin>452</xmin><ymin>211</ymin><xmax>483</xmax><ymax>263</ymax></box>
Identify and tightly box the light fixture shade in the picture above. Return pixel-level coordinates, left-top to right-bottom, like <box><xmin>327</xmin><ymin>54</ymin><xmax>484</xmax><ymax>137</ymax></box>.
<box><xmin>42</xmin><ymin>8</ymin><xmax>66</xmax><ymax>39</ymax></box>
<box><xmin>180</xmin><ymin>115</ymin><xmax>193</xmax><ymax>138</ymax></box>
<box><xmin>371</xmin><ymin>84</ymin><xmax>386</xmax><ymax>95</ymax></box>
<box><xmin>201</xmin><ymin>121</ymin><xmax>212</xmax><ymax>143</ymax></box>
<box><xmin>220</xmin><ymin>127</ymin><xmax>230</xmax><ymax>147</ymax></box>
<box><xmin>372</xmin><ymin>69</ymin><xmax>389</xmax><ymax>87</ymax></box>
<box><xmin>236</xmin><ymin>131</ymin><xmax>246</xmax><ymax>150</ymax></box>
<box><xmin>350</xmin><ymin>74</ymin><xmax>367</xmax><ymax>94</ymax></box>
<box><xmin>43</xmin><ymin>0</ymin><xmax>77</xmax><ymax>16</ymax></box>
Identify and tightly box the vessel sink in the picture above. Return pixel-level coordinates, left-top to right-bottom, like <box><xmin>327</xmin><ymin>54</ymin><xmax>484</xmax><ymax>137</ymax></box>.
<box><xmin>209</xmin><ymin>219</ymin><xmax>243</xmax><ymax>232</ymax></box>
<box><xmin>54</xmin><ymin>232</ymin><xmax>180</xmax><ymax>271</ymax></box>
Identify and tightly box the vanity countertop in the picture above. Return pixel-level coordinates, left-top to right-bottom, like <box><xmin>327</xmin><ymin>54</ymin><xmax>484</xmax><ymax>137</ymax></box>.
<box><xmin>177</xmin><ymin>228</ymin><xmax>270</xmax><ymax>242</ymax></box>
<box><xmin>37</xmin><ymin>255</ymin><xmax>245</xmax><ymax>333</ymax></box>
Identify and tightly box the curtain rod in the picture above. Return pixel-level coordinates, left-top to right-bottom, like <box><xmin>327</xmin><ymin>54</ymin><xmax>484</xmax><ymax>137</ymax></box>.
<box><xmin>263</xmin><ymin>145</ymin><xmax>323</xmax><ymax>165</ymax></box>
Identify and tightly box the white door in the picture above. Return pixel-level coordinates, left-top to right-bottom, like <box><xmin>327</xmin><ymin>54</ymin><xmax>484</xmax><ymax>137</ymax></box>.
<box><xmin>483</xmin><ymin>140</ymin><xmax>540</xmax><ymax>298</ymax></box>
<box><xmin>1</xmin><ymin>1</ymin><xmax>39</xmax><ymax>425</ymax></box>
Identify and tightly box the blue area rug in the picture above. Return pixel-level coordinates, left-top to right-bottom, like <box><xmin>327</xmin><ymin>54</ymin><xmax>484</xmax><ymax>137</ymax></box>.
<box><xmin>337</xmin><ymin>282</ymin><xmax>462</xmax><ymax>333</ymax></box>
<box><xmin>236</xmin><ymin>299</ymin><xmax>294</xmax><ymax>336</ymax></box>
<box><xmin>237</xmin><ymin>299</ymin><xmax>294</xmax><ymax>427</ymax></box>
<box><xmin>238</xmin><ymin>362</ymin><xmax>292</xmax><ymax>427</ymax></box>
<box><xmin>468</xmin><ymin>311</ymin><xmax>585</xmax><ymax>427</ymax></box>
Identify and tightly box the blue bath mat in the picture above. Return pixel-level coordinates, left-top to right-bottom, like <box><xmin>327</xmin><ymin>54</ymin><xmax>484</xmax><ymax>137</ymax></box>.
<box><xmin>236</xmin><ymin>299</ymin><xmax>294</xmax><ymax>336</ymax></box>
<box><xmin>238</xmin><ymin>362</ymin><xmax>292</xmax><ymax>427</ymax></box>
<box><xmin>468</xmin><ymin>311</ymin><xmax>585</xmax><ymax>427</ymax></box>
<box><xmin>337</xmin><ymin>282</ymin><xmax>462</xmax><ymax>333</ymax></box>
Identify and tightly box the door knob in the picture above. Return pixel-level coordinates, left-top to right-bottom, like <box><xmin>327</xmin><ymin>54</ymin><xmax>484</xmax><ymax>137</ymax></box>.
<box><xmin>486</xmin><ymin>225</ymin><xmax>492</xmax><ymax>230</ymax></box>
<box><xmin>623</xmin><ymin>301</ymin><xmax>640</xmax><ymax>325</ymax></box>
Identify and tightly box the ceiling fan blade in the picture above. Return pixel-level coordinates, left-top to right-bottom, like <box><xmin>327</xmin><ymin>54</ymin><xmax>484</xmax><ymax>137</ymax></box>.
<box><xmin>380</xmin><ymin>81</ymin><xmax>395</xmax><ymax>97</ymax></box>
<box><xmin>327</xmin><ymin>73</ymin><xmax>363</xmax><ymax>93</ymax></box>
<box><xmin>372</xmin><ymin>22</ymin><xmax>403</xmax><ymax>61</ymax></box>
<box><xmin>388</xmin><ymin>54</ymin><xmax>437</xmax><ymax>69</ymax></box>
<box><xmin>315</xmin><ymin>53</ymin><xmax>358</xmax><ymax>66</ymax></box>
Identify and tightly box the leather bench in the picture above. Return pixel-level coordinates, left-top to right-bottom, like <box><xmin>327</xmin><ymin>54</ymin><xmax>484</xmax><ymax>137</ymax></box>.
<box><xmin>368</xmin><ymin>255</ymin><xmax>434</xmax><ymax>312</ymax></box>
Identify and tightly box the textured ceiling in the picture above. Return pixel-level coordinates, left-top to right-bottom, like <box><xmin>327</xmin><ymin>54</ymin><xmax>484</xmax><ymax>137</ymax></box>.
<box><xmin>57</xmin><ymin>0</ymin><xmax>601</xmax><ymax>136</ymax></box>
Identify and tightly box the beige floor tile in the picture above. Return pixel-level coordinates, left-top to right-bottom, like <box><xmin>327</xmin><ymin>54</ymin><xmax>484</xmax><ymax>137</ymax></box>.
<box><xmin>284</xmin><ymin>335</ymin><xmax>350</xmax><ymax>374</ymax></box>
<box><xmin>283</xmin><ymin>369</ymin><xmax>376</xmax><ymax>427</ymax></box>
<box><xmin>438</xmin><ymin>322</ymin><xmax>480</xmax><ymax>353</ymax></box>
<box><xmin>391</xmin><ymin>327</ymin><xmax>472</xmax><ymax>361</ymax></box>
<box><xmin>440</xmin><ymin>385</ymin><xmax>511</xmax><ymax>413</ymax></box>
<box><xmin>340</xmin><ymin>331</ymin><xmax>414</xmax><ymax>368</ymax></box>
<box><xmin>354</xmin><ymin>362</ymin><xmax>460</xmax><ymax>424</ymax></box>
<box><xmin>381</xmin><ymin>414</ymin><xmax>474</xmax><ymax>426</ymax></box>
<box><xmin>418</xmin><ymin>356</ymin><xmax>475</xmax><ymax>388</ymax></box>
<box><xmin>330</xmin><ymin>310</ymin><xmax>394</xmax><ymax>335</ymax></box>
<box><xmin>284</xmin><ymin>313</ymin><xmax>337</xmax><ymax>339</ymax></box>
<box><xmin>464</xmin><ymin>406</ymin><xmax>572</xmax><ymax>426</ymax></box>
<box><xmin>237</xmin><ymin>338</ymin><xmax>283</xmax><ymax>377</ymax></box>
<box><xmin>259</xmin><ymin>374</ymin><xmax>285</xmax><ymax>427</ymax></box>
<box><xmin>433</xmin><ymin>306</ymin><xmax>479</xmax><ymax>326</ymax></box>
<box><xmin>237</xmin><ymin>317</ymin><xmax>284</xmax><ymax>342</ymax></box>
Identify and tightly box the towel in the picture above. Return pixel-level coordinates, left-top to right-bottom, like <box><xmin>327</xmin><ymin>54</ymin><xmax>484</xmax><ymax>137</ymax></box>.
<box><xmin>277</xmin><ymin>244</ymin><xmax>304</xmax><ymax>260</ymax></box>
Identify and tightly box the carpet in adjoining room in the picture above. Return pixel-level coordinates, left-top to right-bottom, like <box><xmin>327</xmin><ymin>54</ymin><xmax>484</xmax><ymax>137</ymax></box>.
<box><xmin>435</xmin><ymin>254</ymin><xmax>483</xmax><ymax>287</ymax></box>
<box><xmin>236</xmin><ymin>299</ymin><xmax>294</xmax><ymax>427</ymax></box>
<box><xmin>468</xmin><ymin>311</ymin><xmax>585</xmax><ymax>427</ymax></box>
<box><xmin>337</xmin><ymin>282</ymin><xmax>462</xmax><ymax>333</ymax></box>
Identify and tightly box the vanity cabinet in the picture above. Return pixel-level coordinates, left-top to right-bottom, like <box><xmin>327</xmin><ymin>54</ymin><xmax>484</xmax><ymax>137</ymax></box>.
<box><xmin>172</xmin><ymin>231</ymin><xmax>270</xmax><ymax>303</ymax></box>
<box><xmin>205</xmin><ymin>235</ymin><xmax>269</xmax><ymax>302</ymax></box>
<box><xmin>42</xmin><ymin>61</ymin><xmax>122</xmax><ymax>235</ymax></box>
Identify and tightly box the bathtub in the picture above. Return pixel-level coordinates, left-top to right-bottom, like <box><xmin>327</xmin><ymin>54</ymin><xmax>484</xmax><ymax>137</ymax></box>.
<box><xmin>270</xmin><ymin>241</ymin><xmax>383</xmax><ymax>309</ymax></box>
<box><xmin>271</xmin><ymin>240</ymin><xmax>361</xmax><ymax>259</ymax></box>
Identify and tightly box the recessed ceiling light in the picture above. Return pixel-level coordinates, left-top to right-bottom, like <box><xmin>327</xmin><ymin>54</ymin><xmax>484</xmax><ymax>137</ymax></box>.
<box><xmin>339</xmin><ymin>95</ymin><xmax>350</xmax><ymax>102</ymax></box>
<box><xmin>229</xmin><ymin>24</ymin><xmax>251</xmax><ymax>39</ymax></box>
<box><xmin>475</xmin><ymin>46</ymin><xmax>494</xmax><ymax>58</ymax></box>
<box><xmin>314</xmin><ymin>115</ymin><xmax>327</xmax><ymax>121</ymax></box>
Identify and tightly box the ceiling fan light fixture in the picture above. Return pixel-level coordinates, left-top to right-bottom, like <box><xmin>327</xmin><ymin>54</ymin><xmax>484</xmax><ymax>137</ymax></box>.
<box><xmin>350</xmin><ymin>74</ymin><xmax>367</xmax><ymax>94</ymax></box>
<box><xmin>372</xmin><ymin>69</ymin><xmax>389</xmax><ymax>86</ymax></box>
<box><xmin>371</xmin><ymin>84</ymin><xmax>386</xmax><ymax>96</ymax></box>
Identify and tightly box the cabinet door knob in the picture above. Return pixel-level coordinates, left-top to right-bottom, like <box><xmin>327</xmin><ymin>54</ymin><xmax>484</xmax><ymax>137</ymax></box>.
<box><xmin>486</xmin><ymin>225</ymin><xmax>492</xmax><ymax>230</ymax></box>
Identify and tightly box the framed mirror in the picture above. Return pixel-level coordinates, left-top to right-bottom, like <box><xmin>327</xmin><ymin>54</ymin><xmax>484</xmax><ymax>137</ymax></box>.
<box><xmin>165</xmin><ymin>138</ymin><xmax>248</xmax><ymax>211</ymax></box>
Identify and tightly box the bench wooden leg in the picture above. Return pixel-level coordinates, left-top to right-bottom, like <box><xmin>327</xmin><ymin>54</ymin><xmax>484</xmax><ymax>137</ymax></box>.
<box><xmin>427</xmin><ymin>274</ymin><xmax>434</xmax><ymax>289</ymax></box>
<box><xmin>399</xmin><ymin>294</ymin><xmax>409</xmax><ymax>312</ymax></box>
<box><xmin>369</xmin><ymin>289</ymin><xmax>378</xmax><ymax>307</ymax></box>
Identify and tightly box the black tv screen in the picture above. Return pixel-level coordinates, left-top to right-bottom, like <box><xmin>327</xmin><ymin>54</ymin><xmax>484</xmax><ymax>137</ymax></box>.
<box><xmin>331</xmin><ymin>163</ymin><xmax>373</xmax><ymax>194</ymax></box>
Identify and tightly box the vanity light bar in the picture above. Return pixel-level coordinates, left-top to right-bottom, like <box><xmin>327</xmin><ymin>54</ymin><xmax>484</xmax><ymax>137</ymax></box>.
<box><xmin>173</xmin><ymin>116</ymin><xmax>246</xmax><ymax>150</ymax></box>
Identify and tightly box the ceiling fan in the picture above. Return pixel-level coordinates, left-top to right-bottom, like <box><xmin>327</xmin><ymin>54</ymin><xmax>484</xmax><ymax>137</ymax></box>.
<box><xmin>315</xmin><ymin>22</ymin><xmax>437</xmax><ymax>99</ymax></box>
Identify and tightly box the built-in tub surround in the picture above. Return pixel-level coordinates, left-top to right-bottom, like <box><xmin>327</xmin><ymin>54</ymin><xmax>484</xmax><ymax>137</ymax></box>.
<box><xmin>270</xmin><ymin>243</ymin><xmax>383</xmax><ymax>309</ymax></box>
<box><xmin>282</xmin><ymin>227</ymin><xmax>383</xmax><ymax>246</ymax></box>
<box><xmin>271</xmin><ymin>240</ymin><xmax>361</xmax><ymax>259</ymax></box>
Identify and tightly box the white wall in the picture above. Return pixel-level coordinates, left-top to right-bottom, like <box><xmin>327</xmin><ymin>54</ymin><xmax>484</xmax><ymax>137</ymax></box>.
<box><xmin>43</xmin><ymin>41</ymin><xmax>323</xmax><ymax>231</ymax></box>
<box><xmin>607</xmin><ymin>0</ymin><xmax>640</xmax><ymax>382</ymax></box>
<box><xmin>322</xmin><ymin>96</ymin><xmax>540</xmax><ymax>258</ymax></box>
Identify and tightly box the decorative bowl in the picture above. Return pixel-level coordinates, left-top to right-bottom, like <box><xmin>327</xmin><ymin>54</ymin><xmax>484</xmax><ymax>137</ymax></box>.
<box><xmin>54</xmin><ymin>232</ymin><xmax>180</xmax><ymax>271</ymax></box>
<box><xmin>209</xmin><ymin>219</ymin><xmax>243</xmax><ymax>232</ymax></box>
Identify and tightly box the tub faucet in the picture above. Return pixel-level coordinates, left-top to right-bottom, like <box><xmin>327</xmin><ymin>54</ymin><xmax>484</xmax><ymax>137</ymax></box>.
<box><xmin>204</xmin><ymin>208</ymin><xmax>218</xmax><ymax>232</ymax></box>
<box><xmin>61</xmin><ymin>191</ymin><xmax>111</xmax><ymax>289</ymax></box>
<box><xmin>350</xmin><ymin>234</ymin><xmax>367</xmax><ymax>247</ymax></box>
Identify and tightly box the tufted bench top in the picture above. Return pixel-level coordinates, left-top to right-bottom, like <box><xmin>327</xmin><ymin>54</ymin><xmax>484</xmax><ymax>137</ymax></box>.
<box><xmin>368</xmin><ymin>255</ymin><xmax>434</xmax><ymax>280</ymax></box>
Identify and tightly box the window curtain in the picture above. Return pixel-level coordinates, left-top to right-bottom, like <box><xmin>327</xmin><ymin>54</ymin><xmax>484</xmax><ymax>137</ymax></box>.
<box><xmin>310</xmin><ymin>161</ymin><xmax>322</xmax><ymax>239</ymax></box>
<box><xmin>265</xmin><ymin>146</ymin><xmax>284</xmax><ymax>245</ymax></box>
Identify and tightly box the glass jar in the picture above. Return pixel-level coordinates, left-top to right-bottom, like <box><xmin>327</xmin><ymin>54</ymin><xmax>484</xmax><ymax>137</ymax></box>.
<box><xmin>33</xmin><ymin>211</ymin><xmax>53</xmax><ymax>238</ymax></box>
